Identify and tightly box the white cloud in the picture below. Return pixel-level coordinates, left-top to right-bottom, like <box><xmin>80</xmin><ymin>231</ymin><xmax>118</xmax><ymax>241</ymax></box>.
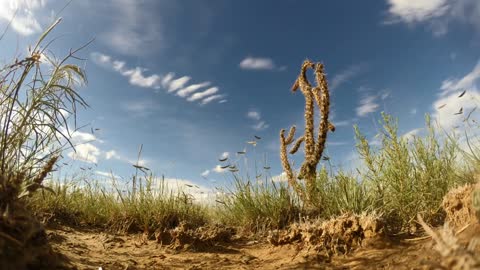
<box><xmin>386</xmin><ymin>0</ymin><xmax>449</xmax><ymax>23</ymax></box>
<box><xmin>91</xmin><ymin>52</ymin><xmax>112</xmax><ymax>66</ymax></box>
<box><xmin>95</xmin><ymin>170</ymin><xmax>120</xmax><ymax>179</ymax></box>
<box><xmin>213</xmin><ymin>165</ymin><xmax>227</xmax><ymax>173</ymax></box>
<box><xmin>70</xmin><ymin>130</ymin><xmax>96</xmax><ymax>143</ymax></box>
<box><xmin>253</xmin><ymin>121</ymin><xmax>269</xmax><ymax>131</ymax></box>
<box><xmin>334</xmin><ymin>120</ymin><xmax>351</xmax><ymax>127</ymax></box>
<box><xmin>328</xmin><ymin>141</ymin><xmax>349</xmax><ymax>146</ymax></box>
<box><xmin>330</xmin><ymin>64</ymin><xmax>365</xmax><ymax>91</ymax></box>
<box><xmin>201</xmin><ymin>170</ymin><xmax>210</xmax><ymax>177</ymax></box>
<box><xmin>380</xmin><ymin>89</ymin><xmax>391</xmax><ymax>100</ymax></box>
<box><xmin>433</xmin><ymin>59</ymin><xmax>480</xmax><ymax>130</ymax></box>
<box><xmin>247</xmin><ymin>110</ymin><xmax>261</xmax><ymax>121</ymax></box>
<box><xmin>356</xmin><ymin>95</ymin><xmax>380</xmax><ymax>117</ymax></box>
<box><xmin>220</xmin><ymin>152</ymin><xmax>229</xmax><ymax>160</ymax></box>
<box><xmin>112</xmin><ymin>60</ymin><xmax>126</xmax><ymax>72</ymax></box>
<box><xmin>105</xmin><ymin>150</ymin><xmax>120</xmax><ymax>160</ymax></box>
<box><xmin>271</xmin><ymin>172</ymin><xmax>287</xmax><ymax>183</ymax></box>
<box><xmin>160</xmin><ymin>177</ymin><xmax>213</xmax><ymax>203</ymax></box>
<box><xmin>91</xmin><ymin>53</ymin><xmax>225</xmax><ymax>105</ymax></box>
<box><xmin>0</xmin><ymin>0</ymin><xmax>46</xmax><ymax>36</ymax></box>
<box><xmin>121</xmin><ymin>67</ymin><xmax>161</xmax><ymax>89</ymax></box>
<box><xmin>161</xmin><ymin>72</ymin><xmax>175</xmax><ymax>88</ymax></box>
<box><xmin>385</xmin><ymin>0</ymin><xmax>480</xmax><ymax>36</ymax></box>
<box><xmin>246</xmin><ymin>109</ymin><xmax>269</xmax><ymax>131</ymax></box>
<box><xmin>67</xmin><ymin>143</ymin><xmax>101</xmax><ymax>164</ymax></box>
<box><xmin>201</xmin><ymin>94</ymin><xmax>224</xmax><ymax>105</ymax></box>
<box><xmin>440</xmin><ymin>61</ymin><xmax>480</xmax><ymax>96</ymax></box>
<box><xmin>187</xmin><ymin>87</ymin><xmax>218</xmax><ymax>102</ymax></box>
<box><xmin>167</xmin><ymin>76</ymin><xmax>191</xmax><ymax>93</ymax></box>
<box><xmin>177</xmin><ymin>82</ymin><xmax>211</xmax><ymax>97</ymax></box>
<box><xmin>402</xmin><ymin>128</ymin><xmax>423</xmax><ymax>141</ymax></box>
<box><xmin>239</xmin><ymin>57</ymin><xmax>276</xmax><ymax>70</ymax></box>
<box><xmin>410</xmin><ymin>108</ymin><xmax>418</xmax><ymax>115</ymax></box>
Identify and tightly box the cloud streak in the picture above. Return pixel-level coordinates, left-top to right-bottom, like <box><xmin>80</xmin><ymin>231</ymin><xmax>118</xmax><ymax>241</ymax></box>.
<box><xmin>246</xmin><ymin>109</ymin><xmax>269</xmax><ymax>131</ymax></box>
<box><xmin>0</xmin><ymin>0</ymin><xmax>46</xmax><ymax>36</ymax></box>
<box><xmin>330</xmin><ymin>64</ymin><xmax>366</xmax><ymax>91</ymax></box>
<box><xmin>356</xmin><ymin>94</ymin><xmax>380</xmax><ymax>117</ymax></box>
<box><xmin>239</xmin><ymin>56</ymin><xmax>285</xmax><ymax>71</ymax></box>
<box><xmin>100</xmin><ymin>0</ymin><xmax>163</xmax><ymax>56</ymax></box>
<box><xmin>385</xmin><ymin>0</ymin><xmax>480</xmax><ymax>36</ymax></box>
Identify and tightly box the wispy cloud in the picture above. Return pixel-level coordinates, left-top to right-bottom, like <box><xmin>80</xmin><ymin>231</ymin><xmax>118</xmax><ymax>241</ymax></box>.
<box><xmin>201</xmin><ymin>170</ymin><xmax>210</xmax><ymax>177</ymax></box>
<box><xmin>252</xmin><ymin>121</ymin><xmax>268</xmax><ymax>131</ymax></box>
<box><xmin>330</xmin><ymin>64</ymin><xmax>366</xmax><ymax>91</ymax></box>
<box><xmin>121</xmin><ymin>68</ymin><xmax>161</xmax><ymax>89</ymax></box>
<box><xmin>167</xmin><ymin>76</ymin><xmax>191</xmax><ymax>93</ymax></box>
<box><xmin>333</xmin><ymin>120</ymin><xmax>352</xmax><ymax>127</ymax></box>
<box><xmin>96</xmin><ymin>170</ymin><xmax>121</xmax><ymax>179</ymax></box>
<box><xmin>385</xmin><ymin>0</ymin><xmax>480</xmax><ymax>36</ymax></box>
<box><xmin>247</xmin><ymin>110</ymin><xmax>261</xmax><ymax>121</ymax></box>
<box><xmin>432</xmin><ymin>59</ymin><xmax>480</xmax><ymax>130</ymax></box>
<box><xmin>0</xmin><ymin>0</ymin><xmax>46</xmax><ymax>36</ymax></box>
<box><xmin>356</xmin><ymin>94</ymin><xmax>380</xmax><ymax>117</ymax></box>
<box><xmin>100</xmin><ymin>0</ymin><xmax>163</xmax><ymax>56</ymax></box>
<box><xmin>187</xmin><ymin>87</ymin><xmax>218</xmax><ymax>102</ymax></box>
<box><xmin>246</xmin><ymin>109</ymin><xmax>269</xmax><ymax>131</ymax></box>
<box><xmin>105</xmin><ymin>150</ymin><xmax>120</xmax><ymax>160</ymax></box>
<box><xmin>402</xmin><ymin>128</ymin><xmax>423</xmax><ymax>141</ymax></box>
<box><xmin>239</xmin><ymin>56</ymin><xmax>284</xmax><ymax>71</ymax></box>
<box><xmin>91</xmin><ymin>52</ymin><xmax>226</xmax><ymax>105</ymax></box>
<box><xmin>177</xmin><ymin>82</ymin><xmax>211</xmax><ymax>97</ymax></box>
<box><xmin>201</xmin><ymin>94</ymin><xmax>224</xmax><ymax>105</ymax></box>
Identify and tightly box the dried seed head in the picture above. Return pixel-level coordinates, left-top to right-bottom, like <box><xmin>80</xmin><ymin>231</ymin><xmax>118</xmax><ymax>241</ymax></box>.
<box><xmin>32</xmin><ymin>155</ymin><xmax>59</xmax><ymax>185</ymax></box>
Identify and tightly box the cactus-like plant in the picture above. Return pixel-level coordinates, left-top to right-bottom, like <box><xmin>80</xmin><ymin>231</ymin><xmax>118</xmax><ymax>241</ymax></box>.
<box><xmin>280</xmin><ymin>59</ymin><xmax>335</xmax><ymax>206</ymax></box>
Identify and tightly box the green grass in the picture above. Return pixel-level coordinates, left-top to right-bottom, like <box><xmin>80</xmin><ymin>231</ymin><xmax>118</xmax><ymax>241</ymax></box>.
<box><xmin>27</xmin><ymin>172</ymin><xmax>210</xmax><ymax>233</ymax></box>
<box><xmin>24</xmin><ymin>111</ymin><xmax>478</xmax><ymax>235</ymax></box>
<box><xmin>215</xmin><ymin>175</ymin><xmax>300</xmax><ymax>231</ymax></box>
<box><xmin>214</xmin><ymin>113</ymin><xmax>477</xmax><ymax>233</ymax></box>
<box><xmin>1</xmin><ymin>19</ymin><xmax>478</xmax><ymax>239</ymax></box>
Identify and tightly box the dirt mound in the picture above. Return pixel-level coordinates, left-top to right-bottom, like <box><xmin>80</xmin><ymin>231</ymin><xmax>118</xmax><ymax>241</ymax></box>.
<box><xmin>154</xmin><ymin>223</ymin><xmax>235</xmax><ymax>251</ymax></box>
<box><xmin>442</xmin><ymin>182</ymin><xmax>480</xmax><ymax>230</ymax></box>
<box><xmin>268</xmin><ymin>212</ymin><xmax>384</xmax><ymax>257</ymax></box>
<box><xmin>0</xmin><ymin>202</ymin><xmax>64</xmax><ymax>269</ymax></box>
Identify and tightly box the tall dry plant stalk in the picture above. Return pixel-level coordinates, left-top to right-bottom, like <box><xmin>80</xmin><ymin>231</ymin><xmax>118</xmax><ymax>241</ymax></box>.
<box><xmin>280</xmin><ymin>59</ymin><xmax>335</xmax><ymax>206</ymax></box>
<box><xmin>0</xmin><ymin>18</ymin><xmax>89</xmax><ymax>268</ymax></box>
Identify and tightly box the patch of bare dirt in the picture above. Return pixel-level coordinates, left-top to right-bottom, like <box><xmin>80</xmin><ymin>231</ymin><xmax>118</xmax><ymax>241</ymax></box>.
<box><xmin>268</xmin><ymin>213</ymin><xmax>384</xmax><ymax>258</ymax></box>
<box><xmin>43</xmin><ymin>221</ymin><xmax>479</xmax><ymax>270</ymax></box>
<box><xmin>36</xmin><ymin>183</ymin><xmax>480</xmax><ymax>269</ymax></box>
<box><xmin>442</xmin><ymin>182</ymin><xmax>480</xmax><ymax>230</ymax></box>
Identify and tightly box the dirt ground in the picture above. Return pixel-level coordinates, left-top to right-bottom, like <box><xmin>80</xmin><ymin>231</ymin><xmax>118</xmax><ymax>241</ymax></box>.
<box><xmin>47</xmin><ymin>222</ymin><xmax>479</xmax><ymax>270</ymax></box>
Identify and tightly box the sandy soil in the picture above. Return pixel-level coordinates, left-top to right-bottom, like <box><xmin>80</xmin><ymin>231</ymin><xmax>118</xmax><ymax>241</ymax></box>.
<box><xmin>46</xmin><ymin>223</ymin><xmax>479</xmax><ymax>270</ymax></box>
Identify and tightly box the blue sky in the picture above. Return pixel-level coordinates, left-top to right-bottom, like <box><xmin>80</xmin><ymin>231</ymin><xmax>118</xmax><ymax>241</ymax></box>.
<box><xmin>1</xmin><ymin>0</ymin><xmax>480</xmax><ymax>198</ymax></box>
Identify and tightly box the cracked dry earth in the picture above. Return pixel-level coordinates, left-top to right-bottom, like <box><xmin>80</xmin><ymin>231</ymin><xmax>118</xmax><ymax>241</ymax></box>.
<box><xmin>46</xmin><ymin>223</ymin><xmax>480</xmax><ymax>270</ymax></box>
